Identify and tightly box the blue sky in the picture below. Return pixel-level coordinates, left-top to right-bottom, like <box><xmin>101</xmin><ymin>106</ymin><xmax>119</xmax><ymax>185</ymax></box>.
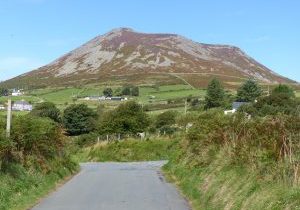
<box><xmin>0</xmin><ymin>0</ymin><xmax>299</xmax><ymax>82</ymax></box>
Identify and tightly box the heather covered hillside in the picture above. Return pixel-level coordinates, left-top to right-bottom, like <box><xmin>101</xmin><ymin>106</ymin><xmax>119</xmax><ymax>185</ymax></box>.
<box><xmin>1</xmin><ymin>28</ymin><xmax>295</xmax><ymax>89</ymax></box>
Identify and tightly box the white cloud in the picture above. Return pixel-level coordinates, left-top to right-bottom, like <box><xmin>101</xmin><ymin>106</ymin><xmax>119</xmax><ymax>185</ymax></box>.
<box><xmin>0</xmin><ymin>56</ymin><xmax>44</xmax><ymax>80</ymax></box>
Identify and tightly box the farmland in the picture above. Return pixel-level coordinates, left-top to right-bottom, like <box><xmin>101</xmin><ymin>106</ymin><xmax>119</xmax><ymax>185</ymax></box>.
<box><xmin>0</xmin><ymin>84</ymin><xmax>206</xmax><ymax>114</ymax></box>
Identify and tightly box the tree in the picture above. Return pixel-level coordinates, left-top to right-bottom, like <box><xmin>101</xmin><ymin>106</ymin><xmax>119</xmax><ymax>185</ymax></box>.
<box><xmin>31</xmin><ymin>102</ymin><xmax>61</xmax><ymax>122</ymax></box>
<box><xmin>236</xmin><ymin>79</ymin><xmax>262</xmax><ymax>102</ymax></box>
<box><xmin>0</xmin><ymin>88</ymin><xmax>9</xmax><ymax>96</ymax></box>
<box><xmin>155</xmin><ymin>111</ymin><xmax>177</xmax><ymax>128</ymax></box>
<box><xmin>204</xmin><ymin>78</ymin><xmax>225</xmax><ymax>109</ymax></box>
<box><xmin>131</xmin><ymin>86</ymin><xmax>139</xmax><ymax>96</ymax></box>
<box><xmin>63</xmin><ymin>104</ymin><xmax>97</xmax><ymax>135</ymax></box>
<box><xmin>114</xmin><ymin>87</ymin><xmax>122</xmax><ymax>96</ymax></box>
<box><xmin>98</xmin><ymin>101</ymin><xmax>149</xmax><ymax>135</ymax></box>
<box><xmin>103</xmin><ymin>88</ymin><xmax>113</xmax><ymax>97</ymax></box>
<box><xmin>272</xmin><ymin>84</ymin><xmax>295</xmax><ymax>98</ymax></box>
<box><xmin>121</xmin><ymin>86</ymin><xmax>131</xmax><ymax>95</ymax></box>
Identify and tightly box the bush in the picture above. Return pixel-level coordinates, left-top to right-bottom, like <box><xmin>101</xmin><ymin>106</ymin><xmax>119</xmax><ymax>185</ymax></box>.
<box><xmin>98</xmin><ymin>101</ymin><xmax>150</xmax><ymax>135</ymax></box>
<box><xmin>30</xmin><ymin>102</ymin><xmax>61</xmax><ymax>122</ymax></box>
<box><xmin>272</xmin><ymin>84</ymin><xmax>295</xmax><ymax>98</ymax></box>
<box><xmin>63</xmin><ymin>104</ymin><xmax>97</xmax><ymax>136</ymax></box>
<box><xmin>103</xmin><ymin>88</ymin><xmax>113</xmax><ymax>97</ymax></box>
<box><xmin>76</xmin><ymin>132</ymin><xmax>99</xmax><ymax>147</ymax></box>
<box><xmin>185</xmin><ymin>110</ymin><xmax>300</xmax><ymax>181</ymax></box>
<box><xmin>155</xmin><ymin>111</ymin><xmax>177</xmax><ymax>128</ymax></box>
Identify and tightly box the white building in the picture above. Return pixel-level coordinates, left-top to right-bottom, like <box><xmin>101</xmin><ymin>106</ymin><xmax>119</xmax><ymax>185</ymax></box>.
<box><xmin>12</xmin><ymin>89</ymin><xmax>23</xmax><ymax>96</ymax></box>
<box><xmin>12</xmin><ymin>100</ymin><xmax>33</xmax><ymax>111</ymax></box>
<box><xmin>0</xmin><ymin>105</ymin><xmax>5</xmax><ymax>110</ymax></box>
<box><xmin>83</xmin><ymin>96</ymin><xmax>106</xmax><ymax>101</ymax></box>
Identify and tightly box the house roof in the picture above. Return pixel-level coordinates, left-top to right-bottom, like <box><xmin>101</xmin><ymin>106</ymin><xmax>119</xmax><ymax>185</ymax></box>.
<box><xmin>232</xmin><ymin>102</ymin><xmax>248</xmax><ymax>110</ymax></box>
<box><xmin>13</xmin><ymin>101</ymin><xmax>31</xmax><ymax>106</ymax></box>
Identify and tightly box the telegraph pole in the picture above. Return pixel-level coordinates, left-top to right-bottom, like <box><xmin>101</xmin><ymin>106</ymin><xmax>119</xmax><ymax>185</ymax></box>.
<box><xmin>6</xmin><ymin>99</ymin><xmax>12</xmax><ymax>138</ymax></box>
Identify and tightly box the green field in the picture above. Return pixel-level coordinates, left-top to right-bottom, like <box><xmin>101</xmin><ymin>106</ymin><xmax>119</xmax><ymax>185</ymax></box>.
<box><xmin>0</xmin><ymin>84</ymin><xmax>205</xmax><ymax>112</ymax></box>
<box><xmin>0</xmin><ymin>95</ymin><xmax>42</xmax><ymax>104</ymax></box>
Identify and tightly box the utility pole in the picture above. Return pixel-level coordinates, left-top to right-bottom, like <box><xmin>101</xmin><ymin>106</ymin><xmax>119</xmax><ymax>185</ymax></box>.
<box><xmin>6</xmin><ymin>99</ymin><xmax>12</xmax><ymax>138</ymax></box>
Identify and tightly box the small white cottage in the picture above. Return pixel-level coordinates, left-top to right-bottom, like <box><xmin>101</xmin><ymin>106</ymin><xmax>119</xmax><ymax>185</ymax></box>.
<box><xmin>12</xmin><ymin>100</ymin><xmax>33</xmax><ymax>111</ymax></box>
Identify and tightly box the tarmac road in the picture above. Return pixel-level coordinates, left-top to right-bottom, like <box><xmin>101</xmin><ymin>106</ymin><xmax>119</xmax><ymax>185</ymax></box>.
<box><xmin>32</xmin><ymin>161</ymin><xmax>190</xmax><ymax>210</ymax></box>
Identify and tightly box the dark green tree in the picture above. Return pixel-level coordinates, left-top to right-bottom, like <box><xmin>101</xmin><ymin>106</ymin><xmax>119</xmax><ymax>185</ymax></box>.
<box><xmin>0</xmin><ymin>88</ymin><xmax>9</xmax><ymax>96</ymax></box>
<box><xmin>63</xmin><ymin>104</ymin><xmax>97</xmax><ymax>135</ymax></box>
<box><xmin>204</xmin><ymin>78</ymin><xmax>225</xmax><ymax>109</ymax></box>
<box><xmin>236</xmin><ymin>79</ymin><xmax>262</xmax><ymax>102</ymax></box>
<box><xmin>272</xmin><ymin>84</ymin><xmax>295</xmax><ymax>98</ymax></box>
<box><xmin>98</xmin><ymin>101</ymin><xmax>149</xmax><ymax>135</ymax></box>
<box><xmin>155</xmin><ymin>111</ymin><xmax>177</xmax><ymax>128</ymax></box>
<box><xmin>114</xmin><ymin>87</ymin><xmax>122</xmax><ymax>96</ymax></box>
<box><xmin>30</xmin><ymin>102</ymin><xmax>61</xmax><ymax>122</ymax></box>
<box><xmin>131</xmin><ymin>86</ymin><xmax>139</xmax><ymax>96</ymax></box>
<box><xmin>103</xmin><ymin>88</ymin><xmax>113</xmax><ymax>97</ymax></box>
<box><xmin>121</xmin><ymin>86</ymin><xmax>131</xmax><ymax>95</ymax></box>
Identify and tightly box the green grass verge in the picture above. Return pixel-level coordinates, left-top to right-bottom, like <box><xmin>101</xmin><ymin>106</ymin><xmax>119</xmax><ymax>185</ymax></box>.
<box><xmin>0</xmin><ymin>165</ymin><xmax>78</xmax><ymax>210</ymax></box>
<box><xmin>81</xmin><ymin>138</ymin><xmax>179</xmax><ymax>162</ymax></box>
<box><xmin>164</xmin><ymin>149</ymin><xmax>300</xmax><ymax>210</ymax></box>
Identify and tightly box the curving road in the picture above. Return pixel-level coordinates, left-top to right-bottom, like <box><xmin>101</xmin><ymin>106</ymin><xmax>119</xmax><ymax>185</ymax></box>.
<box><xmin>32</xmin><ymin>161</ymin><xmax>190</xmax><ymax>210</ymax></box>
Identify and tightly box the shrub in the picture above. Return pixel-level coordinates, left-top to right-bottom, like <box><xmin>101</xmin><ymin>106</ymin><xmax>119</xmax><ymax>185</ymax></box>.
<box><xmin>1</xmin><ymin>115</ymin><xmax>71</xmax><ymax>173</ymax></box>
<box><xmin>155</xmin><ymin>111</ymin><xmax>177</xmax><ymax>128</ymax></box>
<box><xmin>272</xmin><ymin>84</ymin><xmax>295</xmax><ymax>98</ymax></box>
<box><xmin>30</xmin><ymin>102</ymin><xmax>61</xmax><ymax>122</ymax></box>
<box><xmin>103</xmin><ymin>88</ymin><xmax>113</xmax><ymax>97</ymax></box>
<box><xmin>98</xmin><ymin>101</ymin><xmax>150</xmax><ymax>135</ymax></box>
<box><xmin>185</xmin><ymin>110</ymin><xmax>300</xmax><ymax>182</ymax></box>
<box><xmin>63</xmin><ymin>104</ymin><xmax>97</xmax><ymax>136</ymax></box>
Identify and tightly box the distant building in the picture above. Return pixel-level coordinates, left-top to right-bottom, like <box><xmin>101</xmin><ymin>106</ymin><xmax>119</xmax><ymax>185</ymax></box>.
<box><xmin>224</xmin><ymin>102</ymin><xmax>248</xmax><ymax>115</ymax></box>
<box><xmin>110</xmin><ymin>97</ymin><xmax>128</xmax><ymax>101</ymax></box>
<box><xmin>12</xmin><ymin>100</ymin><xmax>33</xmax><ymax>111</ymax></box>
<box><xmin>0</xmin><ymin>104</ymin><xmax>5</xmax><ymax>110</ymax></box>
<box><xmin>83</xmin><ymin>96</ymin><xmax>107</xmax><ymax>101</ymax></box>
<box><xmin>12</xmin><ymin>89</ymin><xmax>23</xmax><ymax>96</ymax></box>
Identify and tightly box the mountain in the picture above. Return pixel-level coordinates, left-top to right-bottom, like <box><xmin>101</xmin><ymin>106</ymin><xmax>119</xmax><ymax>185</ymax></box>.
<box><xmin>1</xmin><ymin>28</ymin><xmax>296</xmax><ymax>89</ymax></box>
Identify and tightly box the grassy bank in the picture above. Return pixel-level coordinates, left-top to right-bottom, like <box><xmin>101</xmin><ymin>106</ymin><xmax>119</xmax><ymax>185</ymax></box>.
<box><xmin>0</xmin><ymin>164</ymin><xmax>77</xmax><ymax>210</ymax></box>
<box><xmin>164</xmin><ymin>149</ymin><xmax>300</xmax><ymax>210</ymax></box>
<box><xmin>0</xmin><ymin>115</ymin><xmax>79</xmax><ymax>210</ymax></box>
<box><xmin>78</xmin><ymin>138</ymin><xmax>179</xmax><ymax>162</ymax></box>
<box><xmin>163</xmin><ymin>111</ymin><xmax>300</xmax><ymax>210</ymax></box>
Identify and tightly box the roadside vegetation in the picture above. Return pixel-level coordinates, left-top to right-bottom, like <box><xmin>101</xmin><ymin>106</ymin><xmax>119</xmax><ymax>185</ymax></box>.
<box><xmin>0</xmin><ymin>79</ymin><xmax>300</xmax><ymax>209</ymax></box>
<box><xmin>0</xmin><ymin>115</ymin><xmax>77</xmax><ymax>210</ymax></box>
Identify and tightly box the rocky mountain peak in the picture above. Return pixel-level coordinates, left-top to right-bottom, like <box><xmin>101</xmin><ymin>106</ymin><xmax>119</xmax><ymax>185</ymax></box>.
<box><xmin>2</xmin><ymin>28</ymin><xmax>295</xmax><ymax>88</ymax></box>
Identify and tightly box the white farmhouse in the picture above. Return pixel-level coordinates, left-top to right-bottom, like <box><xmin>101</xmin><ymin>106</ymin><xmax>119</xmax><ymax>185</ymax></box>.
<box><xmin>12</xmin><ymin>89</ymin><xmax>24</xmax><ymax>96</ymax></box>
<box><xmin>12</xmin><ymin>100</ymin><xmax>33</xmax><ymax>111</ymax></box>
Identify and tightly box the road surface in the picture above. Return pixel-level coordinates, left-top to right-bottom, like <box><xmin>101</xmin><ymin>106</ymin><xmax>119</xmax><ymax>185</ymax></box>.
<box><xmin>32</xmin><ymin>161</ymin><xmax>190</xmax><ymax>210</ymax></box>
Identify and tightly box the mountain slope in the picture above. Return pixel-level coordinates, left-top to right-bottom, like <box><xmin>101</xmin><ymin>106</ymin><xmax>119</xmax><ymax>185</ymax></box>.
<box><xmin>1</xmin><ymin>28</ymin><xmax>295</xmax><ymax>88</ymax></box>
